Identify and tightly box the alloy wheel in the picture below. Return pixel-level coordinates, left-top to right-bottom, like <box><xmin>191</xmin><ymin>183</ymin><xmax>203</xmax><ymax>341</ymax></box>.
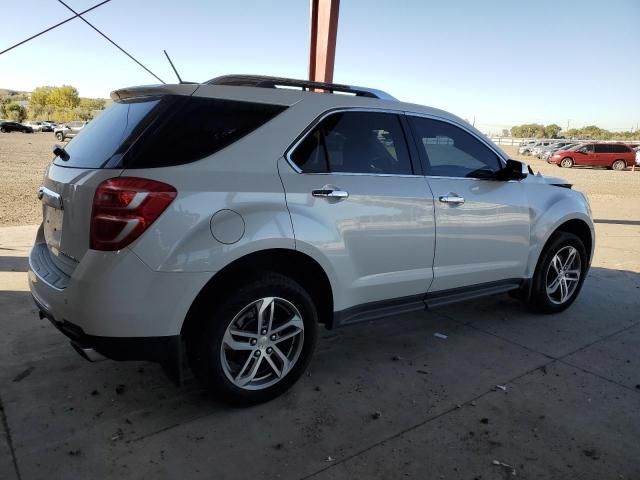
<box><xmin>546</xmin><ymin>246</ymin><xmax>581</xmax><ymax>305</ymax></box>
<box><xmin>220</xmin><ymin>297</ymin><xmax>305</xmax><ymax>390</ymax></box>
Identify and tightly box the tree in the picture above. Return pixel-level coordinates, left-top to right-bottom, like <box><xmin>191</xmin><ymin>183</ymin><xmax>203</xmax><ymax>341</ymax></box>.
<box><xmin>5</xmin><ymin>103</ymin><xmax>27</xmax><ymax>122</ymax></box>
<box><xmin>543</xmin><ymin>124</ymin><xmax>562</xmax><ymax>138</ymax></box>
<box><xmin>29</xmin><ymin>86</ymin><xmax>54</xmax><ymax>107</ymax></box>
<box><xmin>79</xmin><ymin>98</ymin><xmax>106</xmax><ymax>110</ymax></box>
<box><xmin>47</xmin><ymin>85</ymin><xmax>80</xmax><ymax>109</ymax></box>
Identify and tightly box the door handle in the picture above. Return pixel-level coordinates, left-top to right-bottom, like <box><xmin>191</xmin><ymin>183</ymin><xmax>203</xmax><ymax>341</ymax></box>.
<box><xmin>439</xmin><ymin>195</ymin><xmax>465</xmax><ymax>205</ymax></box>
<box><xmin>312</xmin><ymin>188</ymin><xmax>349</xmax><ymax>199</ymax></box>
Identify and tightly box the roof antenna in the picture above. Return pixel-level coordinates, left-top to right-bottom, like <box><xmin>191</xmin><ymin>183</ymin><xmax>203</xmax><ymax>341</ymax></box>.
<box><xmin>164</xmin><ymin>50</ymin><xmax>183</xmax><ymax>84</ymax></box>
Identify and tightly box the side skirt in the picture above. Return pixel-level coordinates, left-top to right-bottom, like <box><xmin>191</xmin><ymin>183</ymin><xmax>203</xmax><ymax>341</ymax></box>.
<box><xmin>332</xmin><ymin>279</ymin><xmax>524</xmax><ymax>328</ymax></box>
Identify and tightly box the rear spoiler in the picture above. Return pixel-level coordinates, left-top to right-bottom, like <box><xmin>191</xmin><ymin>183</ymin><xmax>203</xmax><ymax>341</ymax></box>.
<box><xmin>110</xmin><ymin>83</ymin><xmax>199</xmax><ymax>101</ymax></box>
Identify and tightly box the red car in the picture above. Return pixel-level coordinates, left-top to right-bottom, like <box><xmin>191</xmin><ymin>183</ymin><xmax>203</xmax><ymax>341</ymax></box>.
<box><xmin>548</xmin><ymin>143</ymin><xmax>635</xmax><ymax>170</ymax></box>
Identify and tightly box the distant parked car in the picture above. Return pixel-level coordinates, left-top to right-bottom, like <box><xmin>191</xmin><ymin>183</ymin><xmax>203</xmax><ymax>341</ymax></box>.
<box><xmin>0</xmin><ymin>121</ymin><xmax>33</xmax><ymax>133</ymax></box>
<box><xmin>541</xmin><ymin>143</ymin><xmax>579</xmax><ymax>160</ymax></box>
<box><xmin>530</xmin><ymin>141</ymin><xmax>555</xmax><ymax>157</ymax></box>
<box><xmin>634</xmin><ymin>146</ymin><xmax>640</xmax><ymax>166</ymax></box>
<box><xmin>42</xmin><ymin>121</ymin><xmax>57</xmax><ymax>131</ymax></box>
<box><xmin>54</xmin><ymin>121</ymin><xmax>86</xmax><ymax>141</ymax></box>
<box><xmin>24</xmin><ymin>121</ymin><xmax>53</xmax><ymax>132</ymax></box>
<box><xmin>549</xmin><ymin>143</ymin><xmax>635</xmax><ymax>170</ymax></box>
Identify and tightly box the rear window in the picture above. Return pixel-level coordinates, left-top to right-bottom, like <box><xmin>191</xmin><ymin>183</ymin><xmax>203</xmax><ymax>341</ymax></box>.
<box><xmin>54</xmin><ymin>96</ymin><xmax>286</xmax><ymax>168</ymax></box>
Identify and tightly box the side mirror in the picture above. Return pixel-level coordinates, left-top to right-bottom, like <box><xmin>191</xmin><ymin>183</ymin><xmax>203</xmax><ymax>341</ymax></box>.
<box><xmin>499</xmin><ymin>159</ymin><xmax>528</xmax><ymax>181</ymax></box>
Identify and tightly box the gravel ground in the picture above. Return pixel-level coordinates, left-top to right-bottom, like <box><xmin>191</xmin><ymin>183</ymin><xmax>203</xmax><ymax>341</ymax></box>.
<box><xmin>0</xmin><ymin>134</ymin><xmax>637</xmax><ymax>226</ymax></box>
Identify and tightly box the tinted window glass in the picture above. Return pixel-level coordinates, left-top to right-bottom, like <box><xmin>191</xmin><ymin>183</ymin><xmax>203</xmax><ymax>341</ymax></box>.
<box><xmin>291</xmin><ymin>111</ymin><xmax>412</xmax><ymax>175</ymax></box>
<box><xmin>54</xmin><ymin>96</ymin><xmax>286</xmax><ymax>169</ymax></box>
<box><xmin>126</xmin><ymin>97</ymin><xmax>286</xmax><ymax>169</ymax></box>
<box><xmin>290</xmin><ymin>127</ymin><xmax>328</xmax><ymax>173</ymax></box>
<box><xmin>410</xmin><ymin>117</ymin><xmax>502</xmax><ymax>178</ymax></box>
<box><xmin>594</xmin><ymin>144</ymin><xmax>610</xmax><ymax>153</ymax></box>
<box><xmin>54</xmin><ymin>98</ymin><xmax>159</xmax><ymax>168</ymax></box>
<box><xmin>612</xmin><ymin>144</ymin><xmax>630</xmax><ymax>153</ymax></box>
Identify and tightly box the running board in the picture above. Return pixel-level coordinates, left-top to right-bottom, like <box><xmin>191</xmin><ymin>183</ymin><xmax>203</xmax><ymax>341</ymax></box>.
<box><xmin>424</xmin><ymin>280</ymin><xmax>523</xmax><ymax>308</ymax></box>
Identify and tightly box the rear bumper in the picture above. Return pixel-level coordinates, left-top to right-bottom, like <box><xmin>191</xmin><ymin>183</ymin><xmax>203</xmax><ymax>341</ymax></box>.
<box><xmin>34</xmin><ymin>294</ymin><xmax>179</xmax><ymax>362</ymax></box>
<box><xmin>34</xmin><ymin>295</ymin><xmax>186</xmax><ymax>383</ymax></box>
<box><xmin>28</xmin><ymin>229</ymin><xmax>212</xmax><ymax>338</ymax></box>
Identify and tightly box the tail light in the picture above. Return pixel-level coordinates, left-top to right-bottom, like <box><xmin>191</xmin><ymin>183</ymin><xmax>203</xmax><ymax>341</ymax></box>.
<box><xmin>90</xmin><ymin>177</ymin><xmax>177</xmax><ymax>251</ymax></box>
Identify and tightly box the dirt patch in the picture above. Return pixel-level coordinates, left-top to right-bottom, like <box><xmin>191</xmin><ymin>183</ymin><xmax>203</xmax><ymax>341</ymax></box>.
<box><xmin>0</xmin><ymin>132</ymin><xmax>55</xmax><ymax>226</ymax></box>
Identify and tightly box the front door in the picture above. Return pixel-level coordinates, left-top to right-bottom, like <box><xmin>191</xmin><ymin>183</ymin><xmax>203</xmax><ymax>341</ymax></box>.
<box><xmin>279</xmin><ymin>110</ymin><xmax>435</xmax><ymax>313</ymax></box>
<box><xmin>574</xmin><ymin>144</ymin><xmax>595</xmax><ymax>166</ymax></box>
<box><xmin>408</xmin><ymin>116</ymin><xmax>530</xmax><ymax>293</ymax></box>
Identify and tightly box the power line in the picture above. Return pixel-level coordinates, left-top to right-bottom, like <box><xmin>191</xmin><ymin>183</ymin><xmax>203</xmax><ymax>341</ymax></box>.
<box><xmin>0</xmin><ymin>0</ymin><xmax>111</xmax><ymax>57</ymax></box>
<box><xmin>56</xmin><ymin>0</ymin><xmax>165</xmax><ymax>84</ymax></box>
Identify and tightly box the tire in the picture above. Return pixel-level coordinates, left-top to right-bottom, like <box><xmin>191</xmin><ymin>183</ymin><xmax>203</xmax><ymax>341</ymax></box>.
<box><xmin>527</xmin><ymin>231</ymin><xmax>588</xmax><ymax>314</ymax></box>
<box><xmin>612</xmin><ymin>160</ymin><xmax>626</xmax><ymax>171</ymax></box>
<box><xmin>560</xmin><ymin>157</ymin><xmax>574</xmax><ymax>168</ymax></box>
<box><xmin>0</xmin><ymin>127</ymin><xmax>6</xmax><ymax>133</ymax></box>
<box><xmin>55</xmin><ymin>132</ymin><xmax>64</xmax><ymax>141</ymax></box>
<box><xmin>188</xmin><ymin>273</ymin><xmax>318</xmax><ymax>405</ymax></box>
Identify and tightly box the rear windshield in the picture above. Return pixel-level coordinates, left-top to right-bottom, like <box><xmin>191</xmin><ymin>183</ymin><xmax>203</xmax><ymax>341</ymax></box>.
<box><xmin>54</xmin><ymin>95</ymin><xmax>287</xmax><ymax>168</ymax></box>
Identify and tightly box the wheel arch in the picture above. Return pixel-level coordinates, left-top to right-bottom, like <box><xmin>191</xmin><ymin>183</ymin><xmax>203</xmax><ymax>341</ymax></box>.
<box><xmin>181</xmin><ymin>248</ymin><xmax>335</xmax><ymax>340</ymax></box>
<box><xmin>529</xmin><ymin>214</ymin><xmax>594</xmax><ymax>277</ymax></box>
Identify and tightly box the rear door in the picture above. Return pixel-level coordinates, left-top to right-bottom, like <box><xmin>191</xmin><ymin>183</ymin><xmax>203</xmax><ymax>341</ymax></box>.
<box><xmin>592</xmin><ymin>144</ymin><xmax>610</xmax><ymax>166</ymax></box>
<box><xmin>407</xmin><ymin>115</ymin><xmax>530</xmax><ymax>293</ymax></box>
<box><xmin>279</xmin><ymin>110</ymin><xmax>435</xmax><ymax>312</ymax></box>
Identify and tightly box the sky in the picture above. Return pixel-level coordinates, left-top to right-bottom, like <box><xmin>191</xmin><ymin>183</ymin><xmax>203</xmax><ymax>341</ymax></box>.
<box><xmin>1</xmin><ymin>0</ymin><xmax>638</xmax><ymax>133</ymax></box>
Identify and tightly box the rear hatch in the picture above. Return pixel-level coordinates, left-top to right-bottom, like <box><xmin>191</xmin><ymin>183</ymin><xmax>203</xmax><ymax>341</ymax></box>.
<box><xmin>39</xmin><ymin>84</ymin><xmax>288</xmax><ymax>276</ymax></box>
<box><xmin>40</xmin><ymin>94</ymin><xmax>169</xmax><ymax>276</ymax></box>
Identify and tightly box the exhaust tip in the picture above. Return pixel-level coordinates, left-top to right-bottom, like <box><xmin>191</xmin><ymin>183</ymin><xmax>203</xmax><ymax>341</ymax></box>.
<box><xmin>70</xmin><ymin>341</ymin><xmax>106</xmax><ymax>362</ymax></box>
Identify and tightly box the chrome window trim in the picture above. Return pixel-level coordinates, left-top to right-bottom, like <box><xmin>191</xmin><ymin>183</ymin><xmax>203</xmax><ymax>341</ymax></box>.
<box><xmin>284</xmin><ymin>107</ymin><xmax>422</xmax><ymax>177</ymax></box>
<box><xmin>284</xmin><ymin>107</ymin><xmax>510</xmax><ymax>179</ymax></box>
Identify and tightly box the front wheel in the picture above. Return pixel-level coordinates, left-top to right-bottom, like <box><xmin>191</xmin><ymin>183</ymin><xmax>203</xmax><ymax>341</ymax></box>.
<box><xmin>0</xmin><ymin>127</ymin><xmax>6</xmax><ymax>133</ymax></box>
<box><xmin>188</xmin><ymin>273</ymin><xmax>318</xmax><ymax>404</ymax></box>
<box><xmin>560</xmin><ymin>157</ymin><xmax>574</xmax><ymax>168</ymax></box>
<box><xmin>55</xmin><ymin>132</ymin><xmax>64</xmax><ymax>141</ymax></box>
<box><xmin>611</xmin><ymin>160</ymin><xmax>626</xmax><ymax>171</ymax></box>
<box><xmin>527</xmin><ymin>231</ymin><xmax>588</xmax><ymax>314</ymax></box>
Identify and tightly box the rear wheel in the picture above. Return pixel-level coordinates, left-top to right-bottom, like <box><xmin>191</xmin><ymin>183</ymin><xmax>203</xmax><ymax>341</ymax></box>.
<box><xmin>560</xmin><ymin>157</ymin><xmax>574</xmax><ymax>168</ymax></box>
<box><xmin>612</xmin><ymin>160</ymin><xmax>626</xmax><ymax>171</ymax></box>
<box><xmin>188</xmin><ymin>273</ymin><xmax>318</xmax><ymax>405</ymax></box>
<box><xmin>55</xmin><ymin>132</ymin><xmax>64</xmax><ymax>141</ymax></box>
<box><xmin>527</xmin><ymin>231</ymin><xmax>587</xmax><ymax>314</ymax></box>
<box><xmin>0</xmin><ymin>127</ymin><xmax>6</xmax><ymax>133</ymax></box>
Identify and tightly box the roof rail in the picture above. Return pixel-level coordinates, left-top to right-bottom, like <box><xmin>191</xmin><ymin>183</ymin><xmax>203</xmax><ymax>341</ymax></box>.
<box><xmin>204</xmin><ymin>75</ymin><xmax>397</xmax><ymax>101</ymax></box>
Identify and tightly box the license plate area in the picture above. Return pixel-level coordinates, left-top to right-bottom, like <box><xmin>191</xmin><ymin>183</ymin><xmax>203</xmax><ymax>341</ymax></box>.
<box><xmin>44</xmin><ymin>206</ymin><xmax>64</xmax><ymax>254</ymax></box>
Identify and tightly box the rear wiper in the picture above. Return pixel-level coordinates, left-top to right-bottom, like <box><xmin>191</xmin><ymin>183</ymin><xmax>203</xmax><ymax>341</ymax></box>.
<box><xmin>52</xmin><ymin>144</ymin><xmax>69</xmax><ymax>161</ymax></box>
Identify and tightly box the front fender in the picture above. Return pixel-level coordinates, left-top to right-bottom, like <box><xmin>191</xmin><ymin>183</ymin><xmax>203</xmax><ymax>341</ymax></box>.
<box><xmin>525</xmin><ymin>186</ymin><xmax>594</xmax><ymax>277</ymax></box>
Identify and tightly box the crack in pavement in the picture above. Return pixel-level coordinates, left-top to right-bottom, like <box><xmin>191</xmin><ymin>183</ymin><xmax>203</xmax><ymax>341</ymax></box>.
<box><xmin>0</xmin><ymin>392</ymin><xmax>21</xmax><ymax>480</ymax></box>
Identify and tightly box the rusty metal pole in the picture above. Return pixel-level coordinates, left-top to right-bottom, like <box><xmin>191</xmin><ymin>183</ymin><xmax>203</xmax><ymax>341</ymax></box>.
<box><xmin>309</xmin><ymin>0</ymin><xmax>340</xmax><ymax>84</ymax></box>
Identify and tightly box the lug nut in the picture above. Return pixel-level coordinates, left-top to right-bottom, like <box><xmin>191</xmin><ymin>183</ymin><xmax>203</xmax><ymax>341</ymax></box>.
<box><xmin>254</xmin><ymin>350</ymin><xmax>261</xmax><ymax>357</ymax></box>
<box><xmin>250</xmin><ymin>339</ymin><xmax>257</xmax><ymax>346</ymax></box>
<box><xmin>261</xmin><ymin>329</ymin><xmax>268</xmax><ymax>335</ymax></box>
<box><xmin>266</xmin><ymin>347</ymin><xmax>273</xmax><ymax>354</ymax></box>
<box><xmin>270</xmin><ymin>334</ymin><xmax>277</xmax><ymax>341</ymax></box>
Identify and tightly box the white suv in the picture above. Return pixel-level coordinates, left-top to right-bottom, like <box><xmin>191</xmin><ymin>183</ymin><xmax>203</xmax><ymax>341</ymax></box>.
<box><xmin>29</xmin><ymin>75</ymin><xmax>594</xmax><ymax>404</ymax></box>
